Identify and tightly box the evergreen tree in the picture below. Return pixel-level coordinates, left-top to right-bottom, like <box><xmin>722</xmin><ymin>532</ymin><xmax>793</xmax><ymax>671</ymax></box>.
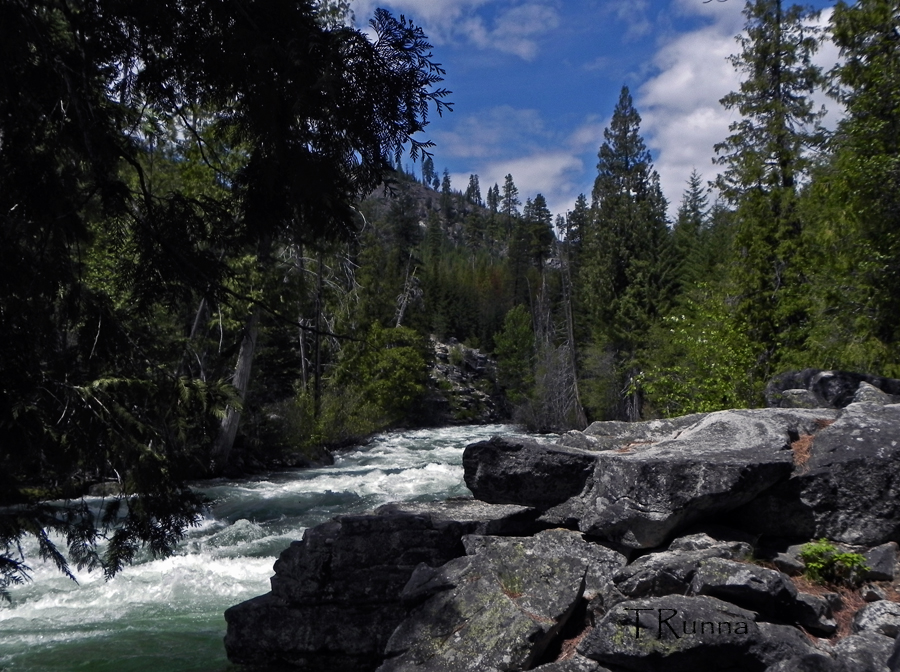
<box><xmin>422</xmin><ymin>156</ymin><xmax>436</xmax><ymax>188</ymax></box>
<box><xmin>509</xmin><ymin>199</ymin><xmax>533</xmax><ymax>305</ymax></box>
<box><xmin>808</xmin><ymin>0</ymin><xmax>900</xmax><ymax>368</ymax></box>
<box><xmin>501</xmin><ymin>174</ymin><xmax>521</xmax><ymax>236</ymax></box>
<box><xmin>714</xmin><ymin>0</ymin><xmax>824</xmax><ymax>376</ymax></box>
<box><xmin>672</xmin><ymin>169</ymin><xmax>710</xmax><ymax>294</ymax></box>
<box><xmin>580</xmin><ymin>85</ymin><xmax>671</xmax><ymax>420</ymax></box>
<box><xmin>440</xmin><ymin>168</ymin><xmax>453</xmax><ymax>217</ymax></box>
<box><xmin>0</xmin><ymin>0</ymin><xmax>449</xmax><ymax>589</ymax></box>
<box><xmin>465</xmin><ymin>174</ymin><xmax>483</xmax><ymax>205</ymax></box>
<box><xmin>528</xmin><ymin>193</ymin><xmax>555</xmax><ymax>269</ymax></box>
<box><xmin>487</xmin><ymin>184</ymin><xmax>501</xmax><ymax>213</ymax></box>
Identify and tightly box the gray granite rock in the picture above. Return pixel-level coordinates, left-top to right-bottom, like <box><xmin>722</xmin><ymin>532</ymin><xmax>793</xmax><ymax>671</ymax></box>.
<box><xmin>531</xmin><ymin>654</ymin><xmax>610</xmax><ymax>671</ymax></box>
<box><xmin>689</xmin><ymin>558</ymin><xmax>797</xmax><ymax>618</ymax></box>
<box><xmin>575</xmin><ymin>408</ymin><xmax>838</xmax><ymax>548</ymax></box>
<box><xmin>793</xmin><ymin>592</ymin><xmax>837</xmax><ymax>636</ymax></box>
<box><xmin>578</xmin><ymin>595</ymin><xmax>822</xmax><ymax>672</ymax></box>
<box><xmin>463</xmin><ymin>436</ymin><xmax>596</xmax><ymax>510</ymax></box>
<box><xmin>559</xmin><ymin>414</ymin><xmax>706</xmax><ymax>452</ymax></box>
<box><xmin>766</xmin><ymin>369</ymin><xmax>900</xmax><ymax>409</ymax></box>
<box><xmin>772</xmin><ymin>552</ymin><xmax>805</xmax><ymax>576</ymax></box>
<box><xmin>854</xmin><ymin>601</ymin><xmax>900</xmax><ymax>638</ymax></box>
<box><xmin>380</xmin><ymin>532</ymin><xmax>588</xmax><ymax>672</ymax></box>
<box><xmin>863</xmin><ymin>584</ymin><xmax>888</xmax><ymax>603</ymax></box>
<box><xmin>831</xmin><ymin>631</ymin><xmax>895</xmax><ymax>672</ymax></box>
<box><xmin>865</xmin><ymin>543</ymin><xmax>898</xmax><ymax>582</ymax></box>
<box><xmin>607</xmin><ymin>542</ymin><xmax>754</xmax><ymax>609</ymax></box>
<box><xmin>733</xmin><ymin>403</ymin><xmax>900</xmax><ymax>545</ymax></box>
<box><xmin>889</xmin><ymin>634</ymin><xmax>900</xmax><ymax>671</ymax></box>
<box><xmin>780</xmin><ymin>388</ymin><xmax>824</xmax><ymax>409</ymax></box>
<box><xmin>225</xmin><ymin>501</ymin><xmax>539</xmax><ymax>671</ymax></box>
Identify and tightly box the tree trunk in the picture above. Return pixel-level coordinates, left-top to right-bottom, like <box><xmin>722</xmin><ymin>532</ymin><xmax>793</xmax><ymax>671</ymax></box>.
<box><xmin>211</xmin><ymin>307</ymin><xmax>260</xmax><ymax>471</ymax></box>
<box><xmin>211</xmin><ymin>234</ymin><xmax>272</xmax><ymax>471</ymax></box>
<box><xmin>314</xmin><ymin>251</ymin><xmax>323</xmax><ymax>419</ymax></box>
<box><xmin>562</xmin><ymin>243</ymin><xmax>588</xmax><ymax>429</ymax></box>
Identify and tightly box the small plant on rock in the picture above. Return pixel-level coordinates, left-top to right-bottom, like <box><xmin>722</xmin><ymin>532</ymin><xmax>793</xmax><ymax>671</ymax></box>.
<box><xmin>799</xmin><ymin>538</ymin><xmax>869</xmax><ymax>586</ymax></box>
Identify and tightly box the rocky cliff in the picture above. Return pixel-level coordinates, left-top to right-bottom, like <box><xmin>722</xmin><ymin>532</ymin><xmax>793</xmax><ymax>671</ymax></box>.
<box><xmin>225</xmin><ymin>394</ymin><xmax>900</xmax><ymax>671</ymax></box>
<box><xmin>420</xmin><ymin>337</ymin><xmax>507</xmax><ymax>426</ymax></box>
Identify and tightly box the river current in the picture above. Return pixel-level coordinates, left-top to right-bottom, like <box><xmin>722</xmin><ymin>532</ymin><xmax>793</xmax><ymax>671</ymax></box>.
<box><xmin>0</xmin><ymin>424</ymin><xmax>543</xmax><ymax>671</ymax></box>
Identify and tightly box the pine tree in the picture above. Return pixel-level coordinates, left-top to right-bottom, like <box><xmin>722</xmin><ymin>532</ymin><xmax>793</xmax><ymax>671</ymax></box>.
<box><xmin>813</xmin><ymin>0</ymin><xmax>900</xmax><ymax>365</ymax></box>
<box><xmin>501</xmin><ymin>174</ymin><xmax>521</xmax><ymax>237</ymax></box>
<box><xmin>465</xmin><ymin>174</ymin><xmax>483</xmax><ymax>205</ymax></box>
<box><xmin>715</xmin><ymin>0</ymin><xmax>824</xmax><ymax>375</ymax></box>
<box><xmin>580</xmin><ymin>85</ymin><xmax>672</xmax><ymax>420</ymax></box>
<box><xmin>528</xmin><ymin>193</ymin><xmax>555</xmax><ymax>269</ymax></box>
<box><xmin>422</xmin><ymin>156</ymin><xmax>436</xmax><ymax>188</ymax></box>
<box><xmin>565</xmin><ymin>194</ymin><xmax>590</xmax><ymax>270</ymax></box>
<box><xmin>440</xmin><ymin>168</ymin><xmax>453</xmax><ymax>218</ymax></box>
<box><xmin>486</xmin><ymin>184</ymin><xmax>499</xmax><ymax>212</ymax></box>
<box><xmin>672</xmin><ymin>169</ymin><xmax>710</xmax><ymax>294</ymax></box>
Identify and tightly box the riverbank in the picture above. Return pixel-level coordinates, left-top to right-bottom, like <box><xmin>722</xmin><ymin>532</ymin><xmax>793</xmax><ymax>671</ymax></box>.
<box><xmin>0</xmin><ymin>425</ymin><xmax>524</xmax><ymax>672</ymax></box>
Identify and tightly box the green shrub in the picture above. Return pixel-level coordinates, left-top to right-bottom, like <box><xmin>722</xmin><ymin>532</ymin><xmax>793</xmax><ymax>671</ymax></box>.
<box><xmin>798</xmin><ymin>538</ymin><xmax>869</xmax><ymax>586</ymax></box>
<box><xmin>449</xmin><ymin>344</ymin><xmax>465</xmax><ymax>367</ymax></box>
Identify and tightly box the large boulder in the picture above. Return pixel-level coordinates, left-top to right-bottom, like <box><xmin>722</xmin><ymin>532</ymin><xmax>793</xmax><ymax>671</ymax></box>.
<box><xmin>766</xmin><ymin>369</ymin><xmax>900</xmax><ymax>409</ymax></box>
<box><xmin>224</xmin><ymin>500</ymin><xmax>538</xmax><ymax>671</ymax></box>
<box><xmin>602</xmin><ymin>539</ymin><xmax>754</xmax><ymax>609</ymax></box>
<box><xmin>573</xmin><ymin>408</ymin><xmax>837</xmax><ymax>548</ymax></box>
<box><xmin>465</xmin><ymin>403</ymin><xmax>900</xmax><ymax>548</ymax></box>
<box><xmin>854</xmin><ymin>601</ymin><xmax>900</xmax><ymax>639</ymax></box>
<box><xmin>379</xmin><ymin>530</ymin><xmax>612</xmax><ymax>672</ymax></box>
<box><xmin>463</xmin><ymin>436</ymin><xmax>596</xmax><ymax>510</ymax></box>
<box><xmin>830</xmin><ymin>632</ymin><xmax>896</xmax><ymax>672</ymax></box>
<box><xmin>732</xmin><ymin>403</ymin><xmax>900</xmax><ymax>545</ymax></box>
<box><xmin>577</xmin><ymin>594</ymin><xmax>828</xmax><ymax>672</ymax></box>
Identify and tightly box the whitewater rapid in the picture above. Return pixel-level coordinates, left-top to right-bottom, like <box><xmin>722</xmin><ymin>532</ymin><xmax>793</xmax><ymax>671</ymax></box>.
<box><xmin>0</xmin><ymin>425</ymin><xmax>538</xmax><ymax>671</ymax></box>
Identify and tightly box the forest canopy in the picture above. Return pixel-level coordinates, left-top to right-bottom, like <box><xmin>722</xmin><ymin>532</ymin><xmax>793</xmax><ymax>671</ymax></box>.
<box><xmin>0</xmin><ymin>0</ymin><xmax>448</xmax><ymax>592</ymax></box>
<box><xmin>3</xmin><ymin>0</ymin><xmax>900</xmax><ymax>592</ymax></box>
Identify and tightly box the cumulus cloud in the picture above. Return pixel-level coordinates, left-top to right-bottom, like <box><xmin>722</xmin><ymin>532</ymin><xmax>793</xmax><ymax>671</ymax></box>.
<box><xmin>614</xmin><ymin>0</ymin><xmax>653</xmax><ymax>41</ymax></box>
<box><xmin>455</xmin><ymin>151</ymin><xmax>584</xmax><ymax>218</ymax></box>
<box><xmin>352</xmin><ymin>0</ymin><xmax>559</xmax><ymax>59</ymax></box>
<box><xmin>431</xmin><ymin>106</ymin><xmax>550</xmax><ymax>161</ymax></box>
<box><xmin>637</xmin><ymin>2</ymin><xmax>841</xmax><ymax>217</ymax></box>
<box><xmin>442</xmin><ymin>112</ymin><xmax>608</xmax><ymax>218</ymax></box>
<box><xmin>462</xmin><ymin>3</ymin><xmax>560</xmax><ymax>60</ymax></box>
<box><xmin>637</xmin><ymin>18</ymin><xmax>741</xmax><ymax>213</ymax></box>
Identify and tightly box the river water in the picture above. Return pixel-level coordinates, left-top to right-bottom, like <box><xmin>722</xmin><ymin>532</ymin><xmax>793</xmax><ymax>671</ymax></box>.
<box><xmin>0</xmin><ymin>425</ymin><xmax>540</xmax><ymax>672</ymax></box>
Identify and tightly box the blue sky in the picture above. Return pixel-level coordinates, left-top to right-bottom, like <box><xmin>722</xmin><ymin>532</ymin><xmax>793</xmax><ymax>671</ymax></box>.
<box><xmin>352</xmin><ymin>0</ymin><xmax>839</xmax><ymax>220</ymax></box>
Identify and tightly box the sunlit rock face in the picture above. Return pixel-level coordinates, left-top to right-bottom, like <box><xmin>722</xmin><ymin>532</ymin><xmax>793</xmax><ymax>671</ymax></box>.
<box><xmin>466</xmin><ymin>404</ymin><xmax>900</xmax><ymax>550</ymax></box>
<box><xmin>226</xmin><ymin>399</ymin><xmax>900</xmax><ymax>672</ymax></box>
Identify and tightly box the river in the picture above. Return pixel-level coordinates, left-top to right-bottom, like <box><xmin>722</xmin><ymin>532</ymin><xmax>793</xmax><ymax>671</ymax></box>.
<box><xmin>0</xmin><ymin>424</ymin><xmax>542</xmax><ymax>671</ymax></box>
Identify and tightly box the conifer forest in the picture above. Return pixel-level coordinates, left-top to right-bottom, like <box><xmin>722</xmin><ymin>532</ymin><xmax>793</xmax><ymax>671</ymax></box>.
<box><xmin>2</xmin><ymin>0</ymin><xmax>899</xmax><ymax>588</ymax></box>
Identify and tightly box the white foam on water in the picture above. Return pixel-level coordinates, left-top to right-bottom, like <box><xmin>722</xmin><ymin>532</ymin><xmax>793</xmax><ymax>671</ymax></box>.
<box><xmin>2</xmin><ymin>423</ymin><xmax>531</xmax><ymax>671</ymax></box>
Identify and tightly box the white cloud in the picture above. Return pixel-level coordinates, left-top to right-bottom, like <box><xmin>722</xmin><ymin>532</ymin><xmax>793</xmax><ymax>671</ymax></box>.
<box><xmin>637</xmin><ymin>2</ymin><xmax>842</xmax><ymax>217</ymax></box>
<box><xmin>637</xmin><ymin>19</ymin><xmax>740</xmax><ymax>213</ymax></box>
<box><xmin>463</xmin><ymin>3</ymin><xmax>560</xmax><ymax>60</ymax></box>
<box><xmin>456</xmin><ymin>151</ymin><xmax>584</xmax><ymax>218</ymax></box>
<box><xmin>443</xmin><ymin>113</ymin><xmax>608</xmax><ymax>219</ymax></box>
<box><xmin>615</xmin><ymin>1</ymin><xmax>653</xmax><ymax>41</ymax></box>
<box><xmin>431</xmin><ymin>106</ymin><xmax>550</xmax><ymax>161</ymax></box>
<box><xmin>352</xmin><ymin>0</ymin><xmax>559</xmax><ymax>60</ymax></box>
